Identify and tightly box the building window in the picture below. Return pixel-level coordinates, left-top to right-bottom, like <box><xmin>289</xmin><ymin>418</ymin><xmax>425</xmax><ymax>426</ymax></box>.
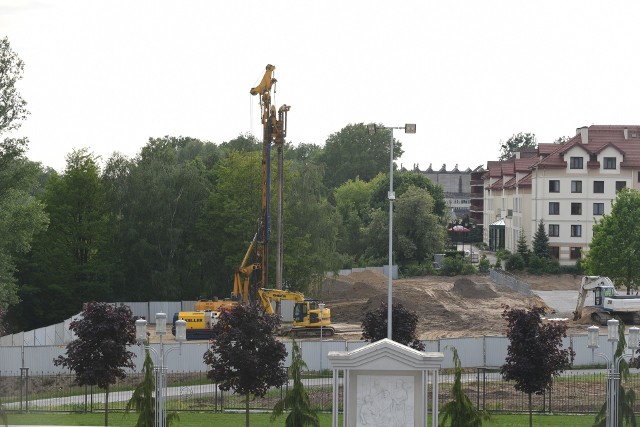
<box><xmin>593</xmin><ymin>203</ymin><xmax>604</xmax><ymax>215</ymax></box>
<box><xmin>570</xmin><ymin>157</ymin><xmax>584</xmax><ymax>169</ymax></box>
<box><xmin>616</xmin><ymin>181</ymin><xmax>626</xmax><ymax>192</ymax></box>
<box><xmin>549</xmin><ymin>180</ymin><xmax>560</xmax><ymax>193</ymax></box>
<box><xmin>549</xmin><ymin>202</ymin><xmax>560</xmax><ymax>215</ymax></box>
<box><xmin>594</xmin><ymin>181</ymin><xmax>604</xmax><ymax>193</ymax></box>
<box><xmin>570</xmin><ymin>247</ymin><xmax>582</xmax><ymax>259</ymax></box>
<box><xmin>548</xmin><ymin>224</ymin><xmax>559</xmax><ymax>237</ymax></box>
<box><xmin>551</xmin><ymin>246</ymin><xmax>560</xmax><ymax>259</ymax></box>
<box><xmin>571</xmin><ymin>203</ymin><xmax>582</xmax><ymax>215</ymax></box>
<box><xmin>571</xmin><ymin>225</ymin><xmax>582</xmax><ymax>237</ymax></box>
<box><xmin>571</xmin><ymin>180</ymin><xmax>582</xmax><ymax>193</ymax></box>
<box><xmin>603</xmin><ymin>157</ymin><xmax>616</xmax><ymax>169</ymax></box>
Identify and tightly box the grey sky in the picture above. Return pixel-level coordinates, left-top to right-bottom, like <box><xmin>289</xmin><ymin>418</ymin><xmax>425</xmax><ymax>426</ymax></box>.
<box><xmin>2</xmin><ymin>0</ymin><xmax>640</xmax><ymax>172</ymax></box>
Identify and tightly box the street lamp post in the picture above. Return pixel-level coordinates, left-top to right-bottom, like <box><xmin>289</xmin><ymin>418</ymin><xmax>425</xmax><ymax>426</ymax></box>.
<box><xmin>319</xmin><ymin>302</ymin><xmax>325</xmax><ymax>373</ymax></box>
<box><xmin>136</xmin><ymin>313</ymin><xmax>186</xmax><ymax>427</ymax></box>
<box><xmin>587</xmin><ymin>320</ymin><xmax>640</xmax><ymax>427</ymax></box>
<box><xmin>367</xmin><ymin>123</ymin><xmax>416</xmax><ymax>340</ymax></box>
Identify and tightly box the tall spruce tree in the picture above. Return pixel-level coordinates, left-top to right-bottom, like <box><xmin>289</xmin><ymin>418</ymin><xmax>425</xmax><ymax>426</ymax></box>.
<box><xmin>532</xmin><ymin>220</ymin><xmax>551</xmax><ymax>258</ymax></box>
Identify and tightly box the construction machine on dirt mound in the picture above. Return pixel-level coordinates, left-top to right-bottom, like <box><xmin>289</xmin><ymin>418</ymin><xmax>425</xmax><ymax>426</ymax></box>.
<box><xmin>573</xmin><ymin>275</ymin><xmax>640</xmax><ymax>325</ymax></box>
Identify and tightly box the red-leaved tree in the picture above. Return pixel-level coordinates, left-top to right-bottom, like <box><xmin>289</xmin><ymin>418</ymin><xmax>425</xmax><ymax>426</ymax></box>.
<box><xmin>501</xmin><ymin>305</ymin><xmax>574</xmax><ymax>427</ymax></box>
<box><xmin>54</xmin><ymin>302</ymin><xmax>136</xmax><ymax>426</ymax></box>
<box><xmin>204</xmin><ymin>303</ymin><xmax>288</xmax><ymax>427</ymax></box>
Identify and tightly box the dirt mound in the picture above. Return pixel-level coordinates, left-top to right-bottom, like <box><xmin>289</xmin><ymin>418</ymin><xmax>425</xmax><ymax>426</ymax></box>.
<box><xmin>452</xmin><ymin>278</ymin><xmax>498</xmax><ymax>299</ymax></box>
<box><xmin>322</xmin><ymin>271</ymin><xmax>554</xmax><ymax>340</ymax></box>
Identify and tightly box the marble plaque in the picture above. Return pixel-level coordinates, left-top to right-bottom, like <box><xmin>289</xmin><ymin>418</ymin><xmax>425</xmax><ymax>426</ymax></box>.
<box><xmin>356</xmin><ymin>375</ymin><xmax>414</xmax><ymax>427</ymax></box>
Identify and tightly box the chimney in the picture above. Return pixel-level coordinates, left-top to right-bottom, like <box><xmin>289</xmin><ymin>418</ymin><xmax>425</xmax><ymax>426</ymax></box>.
<box><xmin>577</xmin><ymin>126</ymin><xmax>589</xmax><ymax>144</ymax></box>
<box><xmin>624</xmin><ymin>128</ymin><xmax>629</xmax><ymax>140</ymax></box>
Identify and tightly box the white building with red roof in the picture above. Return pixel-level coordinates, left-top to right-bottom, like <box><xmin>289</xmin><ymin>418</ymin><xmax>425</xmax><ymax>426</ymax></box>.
<box><xmin>483</xmin><ymin>125</ymin><xmax>640</xmax><ymax>265</ymax></box>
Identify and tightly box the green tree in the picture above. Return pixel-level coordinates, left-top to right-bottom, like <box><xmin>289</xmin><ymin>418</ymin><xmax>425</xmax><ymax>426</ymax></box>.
<box><xmin>532</xmin><ymin>219</ymin><xmax>551</xmax><ymax>259</ymax></box>
<box><xmin>440</xmin><ymin>347</ymin><xmax>490</xmax><ymax>426</ymax></box>
<box><xmin>0</xmin><ymin>37</ymin><xmax>47</xmax><ymax>324</ymax></box>
<box><xmin>585</xmin><ymin>189</ymin><xmax>640</xmax><ymax>294</ymax></box>
<box><xmin>553</xmin><ymin>135</ymin><xmax>571</xmax><ymax>145</ymax></box>
<box><xmin>219</xmin><ymin>133</ymin><xmax>261</xmax><ymax>154</ymax></box>
<box><xmin>0</xmin><ymin>37</ymin><xmax>29</xmax><ymax>134</ymax></box>
<box><xmin>204</xmin><ymin>303</ymin><xmax>288</xmax><ymax>427</ymax></box>
<box><xmin>282</xmin><ymin>160</ymin><xmax>341</xmax><ymax>292</ymax></box>
<box><xmin>333</xmin><ymin>177</ymin><xmax>374</xmax><ymax>260</ymax></box>
<box><xmin>271</xmin><ymin>339</ymin><xmax>319</xmax><ymax>427</ymax></box>
<box><xmin>54</xmin><ymin>301</ymin><xmax>137</xmax><ymax>427</ymax></box>
<box><xmin>361</xmin><ymin>302</ymin><xmax>425</xmax><ymax>350</ymax></box>
<box><xmin>17</xmin><ymin>150</ymin><xmax>111</xmax><ymax>329</ymax></box>
<box><xmin>114</xmin><ymin>137</ymin><xmax>215</xmax><ymax>300</ymax></box>
<box><xmin>393</xmin><ymin>185</ymin><xmax>445</xmax><ymax>264</ymax></box>
<box><xmin>516</xmin><ymin>229</ymin><xmax>530</xmax><ymax>265</ymax></box>
<box><xmin>319</xmin><ymin>123</ymin><xmax>403</xmax><ymax>189</ymax></box>
<box><xmin>198</xmin><ymin>151</ymin><xmax>263</xmax><ymax>294</ymax></box>
<box><xmin>370</xmin><ymin>170</ymin><xmax>447</xmax><ymax>218</ymax></box>
<box><xmin>501</xmin><ymin>305</ymin><xmax>574</xmax><ymax>427</ymax></box>
<box><xmin>499</xmin><ymin>132</ymin><xmax>536</xmax><ymax>161</ymax></box>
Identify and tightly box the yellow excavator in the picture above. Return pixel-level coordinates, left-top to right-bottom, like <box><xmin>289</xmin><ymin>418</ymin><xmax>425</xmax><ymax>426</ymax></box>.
<box><xmin>258</xmin><ymin>288</ymin><xmax>334</xmax><ymax>337</ymax></box>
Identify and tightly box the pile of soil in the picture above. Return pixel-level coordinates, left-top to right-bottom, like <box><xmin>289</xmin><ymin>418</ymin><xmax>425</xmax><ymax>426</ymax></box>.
<box><xmin>321</xmin><ymin>270</ymin><xmax>582</xmax><ymax>340</ymax></box>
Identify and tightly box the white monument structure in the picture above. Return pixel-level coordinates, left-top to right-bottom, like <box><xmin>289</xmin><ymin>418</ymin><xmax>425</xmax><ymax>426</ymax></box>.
<box><xmin>328</xmin><ymin>339</ymin><xmax>444</xmax><ymax>427</ymax></box>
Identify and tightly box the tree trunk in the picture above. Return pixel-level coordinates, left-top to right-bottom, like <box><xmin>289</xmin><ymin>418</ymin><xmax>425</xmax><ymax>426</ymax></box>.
<box><xmin>528</xmin><ymin>392</ymin><xmax>532</xmax><ymax>427</ymax></box>
<box><xmin>245</xmin><ymin>395</ymin><xmax>250</xmax><ymax>427</ymax></box>
<box><xmin>105</xmin><ymin>385</ymin><xmax>109</xmax><ymax>426</ymax></box>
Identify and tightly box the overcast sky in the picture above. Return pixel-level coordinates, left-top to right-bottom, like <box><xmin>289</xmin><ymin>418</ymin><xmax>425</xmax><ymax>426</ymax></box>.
<box><xmin>2</xmin><ymin>0</ymin><xmax>640</xmax><ymax>173</ymax></box>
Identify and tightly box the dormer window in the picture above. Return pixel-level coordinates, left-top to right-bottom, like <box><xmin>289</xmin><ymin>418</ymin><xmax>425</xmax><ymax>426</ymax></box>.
<box><xmin>570</xmin><ymin>157</ymin><xmax>583</xmax><ymax>169</ymax></box>
<box><xmin>603</xmin><ymin>157</ymin><xmax>616</xmax><ymax>169</ymax></box>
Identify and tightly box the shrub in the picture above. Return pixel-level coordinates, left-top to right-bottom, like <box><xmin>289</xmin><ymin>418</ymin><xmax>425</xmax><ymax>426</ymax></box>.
<box><xmin>478</xmin><ymin>255</ymin><xmax>491</xmax><ymax>273</ymax></box>
<box><xmin>440</xmin><ymin>257</ymin><xmax>476</xmax><ymax>276</ymax></box>
<box><xmin>505</xmin><ymin>253</ymin><xmax>525</xmax><ymax>271</ymax></box>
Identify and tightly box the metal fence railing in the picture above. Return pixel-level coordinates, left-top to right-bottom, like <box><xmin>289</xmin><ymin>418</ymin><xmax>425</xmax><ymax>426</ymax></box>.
<box><xmin>2</xmin><ymin>369</ymin><xmax>640</xmax><ymax>415</ymax></box>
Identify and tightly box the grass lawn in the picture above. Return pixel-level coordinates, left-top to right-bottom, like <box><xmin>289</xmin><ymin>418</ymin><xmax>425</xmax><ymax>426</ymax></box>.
<box><xmin>5</xmin><ymin>411</ymin><xmax>599</xmax><ymax>426</ymax></box>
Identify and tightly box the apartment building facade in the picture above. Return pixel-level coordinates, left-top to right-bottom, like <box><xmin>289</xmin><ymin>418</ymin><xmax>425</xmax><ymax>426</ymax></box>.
<box><xmin>483</xmin><ymin>125</ymin><xmax>640</xmax><ymax>265</ymax></box>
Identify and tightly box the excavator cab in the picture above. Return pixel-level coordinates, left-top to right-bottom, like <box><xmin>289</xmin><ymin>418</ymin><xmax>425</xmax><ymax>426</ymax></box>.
<box><xmin>293</xmin><ymin>302</ymin><xmax>307</xmax><ymax>323</ymax></box>
<box><xmin>594</xmin><ymin>287</ymin><xmax>603</xmax><ymax>306</ymax></box>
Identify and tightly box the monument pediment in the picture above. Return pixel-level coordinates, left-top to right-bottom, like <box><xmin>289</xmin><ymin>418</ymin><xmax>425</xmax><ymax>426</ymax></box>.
<box><xmin>328</xmin><ymin>339</ymin><xmax>443</xmax><ymax>370</ymax></box>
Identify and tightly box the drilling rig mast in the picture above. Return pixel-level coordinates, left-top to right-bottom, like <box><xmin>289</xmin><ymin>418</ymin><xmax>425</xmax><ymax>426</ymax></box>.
<box><xmin>249</xmin><ymin>64</ymin><xmax>290</xmax><ymax>299</ymax></box>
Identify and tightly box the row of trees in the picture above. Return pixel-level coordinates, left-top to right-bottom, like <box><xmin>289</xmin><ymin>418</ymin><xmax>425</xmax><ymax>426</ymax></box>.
<box><xmin>0</xmin><ymin>37</ymin><xmax>448</xmax><ymax>333</ymax></box>
<box><xmin>57</xmin><ymin>299</ymin><xmax>576</xmax><ymax>427</ymax></box>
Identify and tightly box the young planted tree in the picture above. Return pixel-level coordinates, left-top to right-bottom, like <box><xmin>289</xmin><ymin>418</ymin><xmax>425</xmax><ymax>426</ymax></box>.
<box><xmin>516</xmin><ymin>229</ymin><xmax>530</xmax><ymax>266</ymax></box>
<box><xmin>593</xmin><ymin>318</ymin><xmax>637</xmax><ymax>427</ymax></box>
<box><xmin>125</xmin><ymin>345</ymin><xmax>179</xmax><ymax>427</ymax></box>
<box><xmin>501</xmin><ymin>305</ymin><xmax>574</xmax><ymax>427</ymax></box>
<box><xmin>204</xmin><ymin>303</ymin><xmax>288</xmax><ymax>427</ymax></box>
<box><xmin>54</xmin><ymin>301</ymin><xmax>136</xmax><ymax>426</ymax></box>
<box><xmin>440</xmin><ymin>347</ymin><xmax>490</xmax><ymax>426</ymax></box>
<box><xmin>361</xmin><ymin>302</ymin><xmax>425</xmax><ymax>350</ymax></box>
<box><xmin>271</xmin><ymin>339</ymin><xmax>319</xmax><ymax>427</ymax></box>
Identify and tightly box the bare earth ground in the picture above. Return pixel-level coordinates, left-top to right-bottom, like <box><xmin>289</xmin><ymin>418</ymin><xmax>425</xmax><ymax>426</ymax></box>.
<box><xmin>320</xmin><ymin>270</ymin><xmax>589</xmax><ymax>340</ymax></box>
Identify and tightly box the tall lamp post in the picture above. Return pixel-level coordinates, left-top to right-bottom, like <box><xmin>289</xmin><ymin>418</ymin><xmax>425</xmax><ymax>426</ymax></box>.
<box><xmin>319</xmin><ymin>302</ymin><xmax>325</xmax><ymax>373</ymax></box>
<box><xmin>587</xmin><ymin>320</ymin><xmax>640</xmax><ymax>427</ymax></box>
<box><xmin>136</xmin><ymin>313</ymin><xmax>186</xmax><ymax>427</ymax></box>
<box><xmin>367</xmin><ymin>123</ymin><xmax>416</xmax><ymax>340</ymax></box>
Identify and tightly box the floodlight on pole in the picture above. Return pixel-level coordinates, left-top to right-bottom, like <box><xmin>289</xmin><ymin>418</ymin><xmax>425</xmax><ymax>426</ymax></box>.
<box><xmin>319</xmin><ymin>302</ymin><xmax>325</xmax><ymax>372</ymax></box>
<box><xmin>366</xmin><ymin>123</ymin><xmax>416</xmax><ymax>341</ymax></box>
<box><xmin>586</xmin><ymin>321</ymin><xmax>640</xmax><ymax>427</ymax></box>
